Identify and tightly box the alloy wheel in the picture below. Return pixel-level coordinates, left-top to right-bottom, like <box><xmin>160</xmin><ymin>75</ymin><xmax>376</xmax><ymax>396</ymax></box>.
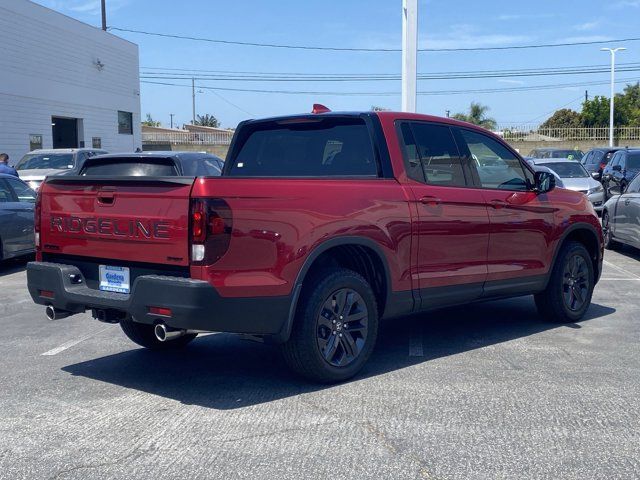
<box><xmin>562</xmin><ymin>254</ymin><xmax>590</xmax><ymax>312</ymax></box>
<box><xmin>316</xmin><ymin>288</ymin><xmax>369</xmax><ymax>367</ymax></box>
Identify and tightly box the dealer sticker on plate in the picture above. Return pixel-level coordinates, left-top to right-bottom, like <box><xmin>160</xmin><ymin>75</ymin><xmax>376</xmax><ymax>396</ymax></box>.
<box><xmin>99</xmin><ymin>265</ymin><xmax>131</xmax><ymax>294</ymax></box>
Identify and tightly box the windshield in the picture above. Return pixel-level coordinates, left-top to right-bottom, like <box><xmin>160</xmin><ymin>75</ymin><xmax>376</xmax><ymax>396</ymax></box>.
<box><xmin>15</xmin><ymin>153</ymin><xmax>74</xmax><ymax>171</ymax></box>
<box><xmin>540</xmin><ymin>162</ymin><xmax>588</xmax><ymax>178</ymax></box>
<box><xmin>550</xmin><ymin>150</ymin><xmax>584</xmax><ymax>160</ymax></box>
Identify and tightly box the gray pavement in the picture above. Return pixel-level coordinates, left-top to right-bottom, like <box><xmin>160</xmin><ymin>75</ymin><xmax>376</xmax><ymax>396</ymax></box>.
<box><xmin>0</xmin><ymin>250</ymin><xmax>639</xmax><ymax>479</ymax></box>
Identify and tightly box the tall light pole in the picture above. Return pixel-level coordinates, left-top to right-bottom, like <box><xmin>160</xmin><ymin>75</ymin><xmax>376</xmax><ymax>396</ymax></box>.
<box><xmin>601</xmin><ymin>47</ymin><xmax>626</xmax><ymax>147</ymax></box>
<box><xmin>192</xmin><ymin>78</ymin><xmax>196</xmax><ymax>125</ymax></box>
<box><xmin>402</xmin><ymin>0</ymin><xmax>418</xmax><ymax>112</ymax></box>
<box><xmin>101</xmin><ymin>0</ymin><xmax>107</xmax><ymax>31</ymax></box>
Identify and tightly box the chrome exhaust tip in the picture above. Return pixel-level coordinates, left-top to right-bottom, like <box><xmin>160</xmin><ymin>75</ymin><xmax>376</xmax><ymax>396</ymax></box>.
<box><xmin>154</xmin><ymin>323</ymin><xmax>186</xmax><ymax>342</ymax></box>
<box><xmin>45</xmin><ymin>305</ymin><xmax>72</xmax><ymax>321</ymax></box>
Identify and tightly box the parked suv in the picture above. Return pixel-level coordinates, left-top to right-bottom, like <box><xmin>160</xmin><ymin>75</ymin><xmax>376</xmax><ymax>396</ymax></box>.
<box><xmin>0</xmin><ymin>174</ymin><xmax>36</xmax><ymax>261</ymax></box>
<box><xmin>581</xmin><ymin>147</ymin><xmax>622</xmax><ymax>178</ymax></box>
<box><xmin>27</xmin><ymin>109</ymin><xmax>603</xmax><ymax>382</ymax></box>
<box><xmin>15</xmin><ymin>148</ymin><xmax>108</xmax><ymax>190</ymax></box>
<box><xmin>602</xmin><ymin>148</ymin><xmax>640</xmax><ymax>199</ymax></box>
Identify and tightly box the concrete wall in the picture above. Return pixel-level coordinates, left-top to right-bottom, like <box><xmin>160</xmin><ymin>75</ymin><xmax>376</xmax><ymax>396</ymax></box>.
<box><xmin>506</xmin><ymin>139</ymin><xmax>640</xmax><ymax>155</ymax></box>
<box><xmin>143</xmin><ymin>143</ymin><xmax>230</xmax><ymax>159</ymax></box>
<box><xmin>0</xmin><ymin>0</ymin><xmax>141</xmax><ymax>164</ymax></box>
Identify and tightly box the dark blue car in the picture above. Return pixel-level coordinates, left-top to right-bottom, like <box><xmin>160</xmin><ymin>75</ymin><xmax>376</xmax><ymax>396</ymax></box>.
<box><xmin>602</xmin><ymin>148</ymin><xmax>640</xmax><ymax>199</ymax></box>
<box><xmin>0</xmin><ymin>174</ymin><xmax>36</xmax><ymax>261</ymax></box>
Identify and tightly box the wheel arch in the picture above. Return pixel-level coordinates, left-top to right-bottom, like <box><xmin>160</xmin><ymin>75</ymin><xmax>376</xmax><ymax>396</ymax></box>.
<box><xmin>272</xmin><ymin>236</ymin><xmax>393</xmax><ymax>343</ymax></box>
<box><xmin>548</xmin><ymin>222</ymin><xmax>603</xmax><ymax>286</ymax></box>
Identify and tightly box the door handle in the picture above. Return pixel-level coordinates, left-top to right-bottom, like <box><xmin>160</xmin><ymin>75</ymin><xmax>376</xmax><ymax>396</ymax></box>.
<box><xmin>97</xmin><ymin>190</ymin><xmax>115</xmax><ymax>205</ymax></box>
<box><xmin>489</xmin><ymin>199</ymin><xmax>508</xmax><ymax>209</ymax></box>
<box><xmin>419</xmin><ymin>196</ymin><xmax>441</xmax><ymax>206</ymax></box>
<box><xmin>625</xmin><ymin>198</ymin><xmax>631</xmax><ymax>206</ymax></box>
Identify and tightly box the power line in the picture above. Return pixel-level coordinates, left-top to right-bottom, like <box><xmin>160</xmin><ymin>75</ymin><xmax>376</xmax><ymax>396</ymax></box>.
<box><xmin>140</xmin><ymin>76</ymin><xmax>640</xmax><ymax>97</ymax></box>
<box><xmin>140</xmin><ymin>62</ymin><xmax>640</xmax><ymax>78</ymax></box>
<box><xmin>110</xmin><ymin>26</ymin><xmax>640</xmax><ymax>53</ymax></box>
<box><xmin>140</xmin><ymin>65</ymin><xmax>640</xmax><ymax>82</ymax></box>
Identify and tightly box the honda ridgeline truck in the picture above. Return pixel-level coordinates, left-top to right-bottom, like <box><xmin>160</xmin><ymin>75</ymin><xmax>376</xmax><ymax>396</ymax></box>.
<box><xmin>27</xmin><ymin>108</ymin><xmax>603</xmax><ymax>382</ymax></box>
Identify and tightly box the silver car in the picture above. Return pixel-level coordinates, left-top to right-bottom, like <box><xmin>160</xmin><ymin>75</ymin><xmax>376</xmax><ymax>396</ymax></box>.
<box><xmin>0</xmin><ymin>174</ymin><xmax>36</xmax><ymax>261</ymax></box>
<box><xmin>15</xmin><ymin>148</ymin><xmax>107</xmax><ymax>190</ymax></box>
<box><xmin>528</xmin><ymin>158</ymin><xmax>604</xmax><ymax>212</ymax></box>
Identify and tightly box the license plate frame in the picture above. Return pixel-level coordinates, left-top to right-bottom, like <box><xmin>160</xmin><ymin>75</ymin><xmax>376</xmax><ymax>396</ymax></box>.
<box><xmin>99</xmin><ymin>265</ymin><xmax>131</xmax><ymax>294</ymax></box>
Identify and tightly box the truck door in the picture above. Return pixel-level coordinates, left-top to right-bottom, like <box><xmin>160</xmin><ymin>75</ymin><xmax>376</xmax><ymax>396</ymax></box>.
<box><xmin>453</xmin><ymin>127</ymin><xmax>556</xmax><ymax>292</ymax></box>
<box><xmin>397</xmin><ymin>121</ymin><xmax>490</xmax><ymax>310</ymax></box>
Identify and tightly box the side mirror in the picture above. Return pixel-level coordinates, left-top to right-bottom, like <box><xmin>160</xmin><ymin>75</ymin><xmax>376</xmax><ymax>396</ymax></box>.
<box><xmin>609</xmin><ymin>185</ymin><xmax>622</xmax><ymax>196</ymax></box>
<box><xmin>534</xmin><ymin>171</ymin><xmax>556</xmax><ymax>194</ymax></box>
<box><xmin>591</xmin><ymin>172</ymin><xmax>601</xmax><ymax>181</ymax></box>
<box><xmin>613</xmin><ymin>164</ymin><xmax>622</xmax><ymax>172</ymax></box>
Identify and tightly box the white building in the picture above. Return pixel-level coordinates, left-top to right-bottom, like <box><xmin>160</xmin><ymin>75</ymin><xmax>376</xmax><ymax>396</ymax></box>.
<box><xmin>0</xmin><ymin>0</ymin><xmax>141</xmax><ymax>165</ymax></box>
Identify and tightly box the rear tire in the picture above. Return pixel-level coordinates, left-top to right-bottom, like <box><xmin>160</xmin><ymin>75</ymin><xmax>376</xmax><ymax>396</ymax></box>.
<box><xmin>119</xmin><ymin>317</ymin><xmax>197</xmax><ymax>350</ymax></box>
<box><xmin>281</xmin><ymin>268</ymin><xmax>379</xmax><ymax>383</ymax></box>
<box><xmin>535</xmin><ymin>241</ymin><xmax>594</xmax><ymax>323</ymax></box>
<box><xmin>602</xmin><ymin>211</ymin><xmax>620</xmax><ymax>250</ymax></box>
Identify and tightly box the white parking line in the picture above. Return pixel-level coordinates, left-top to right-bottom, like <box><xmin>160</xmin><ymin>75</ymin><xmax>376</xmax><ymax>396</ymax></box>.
<box><xmin>599</xmin><ymin>277</ymin><xmax>640</xmax><ymax>281</ymax></box>
<box><xmin>409</xmin><ymin>331</ymin><xmax>424</xmax><ymax>357</ymax></box>
<box><xmin>603</xmin><ymin>260</ymin><xmax>640</xmax><ymax>279</ymax></box>
<box><xmin>41</xmin><ymin>327</ymin><xmax>109</xmax><ymax>356</ymax></box>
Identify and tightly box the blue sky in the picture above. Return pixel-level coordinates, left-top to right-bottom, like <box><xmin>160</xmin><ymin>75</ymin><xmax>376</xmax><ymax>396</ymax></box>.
<box><xmin>35</xmin><ymin>0</ymin><xmax>640</xmax><ymax>129</ymax></box>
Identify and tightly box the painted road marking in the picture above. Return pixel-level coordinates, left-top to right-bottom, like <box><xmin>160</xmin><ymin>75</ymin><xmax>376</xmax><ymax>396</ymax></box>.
<box><xmin>603</xmin><ymin>259</ymin><xmax>640</xmax><ymax>279</ymax></box>
<box><xmin>42</xmin><ymin>327</ymin><xmax>109</xmax><ymax>356</ymax></box>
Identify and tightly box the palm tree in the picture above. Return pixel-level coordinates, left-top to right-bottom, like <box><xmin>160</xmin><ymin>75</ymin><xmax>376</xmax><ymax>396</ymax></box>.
<box><xmin>452</xmin><ymin>102</ymin><xmax>497</xmax><ymax>130</ymax></box>
<box><xmin>194</xmin><ymin>114</ymin><xmax>220</xmax><ymax>128</ymax></box>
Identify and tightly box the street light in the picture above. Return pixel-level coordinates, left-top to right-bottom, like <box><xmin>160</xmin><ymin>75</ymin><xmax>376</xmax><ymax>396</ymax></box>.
<box><xmin>601</xmin><ymin>47</ymin><xmax>626</xmax><ymax>147</ymax></box>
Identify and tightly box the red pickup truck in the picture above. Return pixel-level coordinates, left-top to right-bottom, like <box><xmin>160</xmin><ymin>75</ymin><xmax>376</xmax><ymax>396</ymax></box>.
<box><xmin>27</xmin><ymin>110</ymin><xmax>603</xmax><ymax>382</ymax></box>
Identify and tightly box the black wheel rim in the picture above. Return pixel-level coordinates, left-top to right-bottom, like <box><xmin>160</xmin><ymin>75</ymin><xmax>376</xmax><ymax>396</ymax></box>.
<box><xmin>316</xmin><ymin>288</ymin><xmax>368</xmax><ymax>367</ymax></box>
<box><xmin>562</xmin><ymin>254</ymin><xmax>590</xmax><ymax>312</ymax></box>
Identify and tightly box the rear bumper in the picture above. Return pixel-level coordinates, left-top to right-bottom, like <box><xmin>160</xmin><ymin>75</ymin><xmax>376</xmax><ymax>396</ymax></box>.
<box><xmin>27</xmin><ymin>262</ymin><xmax>292</xmax><ymax>338</ymax></box>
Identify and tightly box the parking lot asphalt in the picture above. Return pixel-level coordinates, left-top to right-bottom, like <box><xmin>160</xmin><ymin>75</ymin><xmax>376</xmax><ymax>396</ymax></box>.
<box><xmin>0</xmin><ymin>250</ymin><xmax>639</xmax><ymax>480</ymax></box>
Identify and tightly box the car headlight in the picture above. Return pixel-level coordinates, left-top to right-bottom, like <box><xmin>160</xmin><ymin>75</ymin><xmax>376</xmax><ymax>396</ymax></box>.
<box><xmin>588</xmin><ymin>184</ymin><xmax>603</xmax><ymax>195</ymax></box>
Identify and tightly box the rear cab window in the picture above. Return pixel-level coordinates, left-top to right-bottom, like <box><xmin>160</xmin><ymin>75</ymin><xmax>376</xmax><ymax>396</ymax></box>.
<box><xmin>81</xmin><ymin>157</ymin><xmax>179</xmax><ymax>176</ymax></box>
<box><xmin>226</xmin><ymin>116</ymin><xmax>378</xmax><ymax>177</ymax></box>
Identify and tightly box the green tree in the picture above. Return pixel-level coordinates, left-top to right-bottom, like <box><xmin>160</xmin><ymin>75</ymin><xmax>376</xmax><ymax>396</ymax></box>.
<box><xmin>194</xmin><ymin>114</ymin><xmax>220</xmax><ymax>128</ymax></box>
<box><xmin>618</xmin><ymin>82</ymin><xmax>640</xmax><ymax>126</ymax></box>
<box><xmin>452</xmin><ymin>102</ymin><xmax>497</xmax><ymax>130</ymax></box>
<box><xmin>142</xmin><ymin>113</ymin><xmax>161</xmax><ymax>127</ymax></box>
<box><xmin>539</xmin><ymin>108</ymin><xmax>582</xmax><ymax>135</ymax></box>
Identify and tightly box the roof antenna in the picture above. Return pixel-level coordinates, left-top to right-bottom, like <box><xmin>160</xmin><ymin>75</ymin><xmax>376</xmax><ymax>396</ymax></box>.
<box><xmin>312</xmin><ymin>104</ymin><xmax>331</xmax><ymax>114</ymax></box>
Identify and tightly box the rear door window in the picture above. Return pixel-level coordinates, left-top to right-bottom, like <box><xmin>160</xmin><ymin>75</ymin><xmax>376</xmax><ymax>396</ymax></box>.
<box><xmin>81</xmin><ymin>158</ymin><xmax>179</xmax><ymax>176</ymax></box>
<box><xmin>227</xmin><ymin>117</ymin><xmax>378</xmax><ymax>177</ymax></box>
<box><xmin>6</xmin><ymin>178</ymin><xmax>36</xmax><ymax>203</ymax></box>
<box><xmin>398</xmin><ymin>122</ymin><xmax>468</xmax><ymax>186</ymax></box>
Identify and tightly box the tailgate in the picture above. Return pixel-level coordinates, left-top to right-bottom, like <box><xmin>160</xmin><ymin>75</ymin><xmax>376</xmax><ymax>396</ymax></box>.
<box><xmin>40</xmin><ymin>177</ymin><xmax>194</xmax><ymax>267</ymax></box>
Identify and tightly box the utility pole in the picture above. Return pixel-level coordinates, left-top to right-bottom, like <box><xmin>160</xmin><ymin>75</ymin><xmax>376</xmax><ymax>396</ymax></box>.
<box><xmin>445</xmin><ymin>110</ymin><xmax>450</xmax><ymax>118</ymax></box>
<box><xmin>585</xmin><ymin>90</ymin><xmax>588</xmax><ymax>103</ymax></box>
<box><xmin>100</xmin><ymin>0</ymin><xmax>107</xmax><ymax>31</ymax></box>
<box><xmin>170</xmin><ymin>114</ymin><xmax>175</xmax><ymax>129</ymax></box>
<box><xmin>192</xmin><ymin>78</ymin><xmax>196</xmax><ymax>125</ymax></box>
<box><xmin>601</xmin><ymin>47</ymin><xmax>626</xmax><ymax>147</ymax></box>
<box><xmin>401</xmin><ymin>0</ymin><xmax>418</xmax><ymax>112</ymax></box>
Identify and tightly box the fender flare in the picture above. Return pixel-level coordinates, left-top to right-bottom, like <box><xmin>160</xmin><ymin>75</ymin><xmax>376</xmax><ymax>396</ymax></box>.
<box><xmin>270</xmin><ymin>236</ymin><xmax>393</xmax><ymax>344</ymax></box>
<box><xmin>546</xmin><ymin>222</ymin><xmax>603</xmax><ymax>287</ymax></box>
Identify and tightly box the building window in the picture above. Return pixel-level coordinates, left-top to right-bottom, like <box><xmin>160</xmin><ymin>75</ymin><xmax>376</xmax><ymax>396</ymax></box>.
<box><xmin>29</xmin><ymin>134</ymin><xmax>43</xmax><ymax>150</ymax></box>
<box><xmin>118</xmin><ymin>111</ymin><xmax>133</xmax><ymax>135</ymax></box>
<box><xmin>92</xmin><ymin>137</ymin><xmax>102</xmax><ymax>148</ymax></box>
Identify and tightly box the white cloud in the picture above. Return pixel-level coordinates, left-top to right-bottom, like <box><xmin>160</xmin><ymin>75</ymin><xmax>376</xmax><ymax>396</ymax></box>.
<box><xmin>498</xmin><ymin>79</ymin><xmax>526</xmax><ymax>85</ymax></box>
<box><xmin>497</xmin><ymin>13</ymin><xmax>555</xmax><ymax>21</ymax></box>
<box><xmin>573</xmin><ymin>21</ymin><xmax>600</xmax><ymax>31</ymax></box>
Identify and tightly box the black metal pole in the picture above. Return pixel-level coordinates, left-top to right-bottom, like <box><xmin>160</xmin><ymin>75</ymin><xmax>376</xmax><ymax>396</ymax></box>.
<box><xmin>101</xmin><ymin>0</ymin><xmax>107</xmax><ymax>31</ymax></box>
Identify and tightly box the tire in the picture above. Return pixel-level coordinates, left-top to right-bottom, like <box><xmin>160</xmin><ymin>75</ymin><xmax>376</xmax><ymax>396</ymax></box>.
<box><xmin>534</xmin><ymin>241</ymin><xmax>594</xmax><ymax>323</ymax></box>
<box><xmin>119</xmin><ymin>317</ymin><xmax>197</xmax><ymax>350</ymax></box>
<box><xmin>281</xmin><ymin>268</ymin><xmax>379</xmax><ymax>383</ymax></box>
<box><xmin>602</xmin><ymin>210</ymin><xmax>620</xmax><ymax>250</ymax></box>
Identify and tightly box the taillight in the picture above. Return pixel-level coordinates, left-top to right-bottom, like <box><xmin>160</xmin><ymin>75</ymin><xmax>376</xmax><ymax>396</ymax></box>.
<box><xmin>599</xmin><ymin>162</ymin><xmax>607</xmax><ymax>170</ymax></box>
<box><xmin>190</xmin><ymin>198</ymin><xmax>232</xmax><ymax>264</ymax></box>
<box><xmin>34</xmin><ymin>188</ymin><xmax>42</xmax><ymax>249</ymax></box>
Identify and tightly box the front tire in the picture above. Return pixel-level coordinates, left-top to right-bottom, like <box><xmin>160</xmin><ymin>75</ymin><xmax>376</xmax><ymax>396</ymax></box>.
<box><xmin>281</xmin><ymin>268</ymin><xmax>379</xmax><ymax>383</ymax></box>
<box><xmin>602</xmin><ymin>211</ymin><xmax>620</xmax><ymax>250</ymax></box>
<box><xmin>119</xmin><ymin>317</ymin><xmax>197</xmax><ymax>350</ymax></box>
<box><xmin>535</xmin><ymin>241</ymin><xmax>594</xmax><ymax>323</ymax></box>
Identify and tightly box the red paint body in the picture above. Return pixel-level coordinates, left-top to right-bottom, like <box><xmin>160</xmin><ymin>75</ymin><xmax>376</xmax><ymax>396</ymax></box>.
<box><xmin>37</xmin><ymin>112</ymin><xmax>603</xmax><ymax>312</ymax></box>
